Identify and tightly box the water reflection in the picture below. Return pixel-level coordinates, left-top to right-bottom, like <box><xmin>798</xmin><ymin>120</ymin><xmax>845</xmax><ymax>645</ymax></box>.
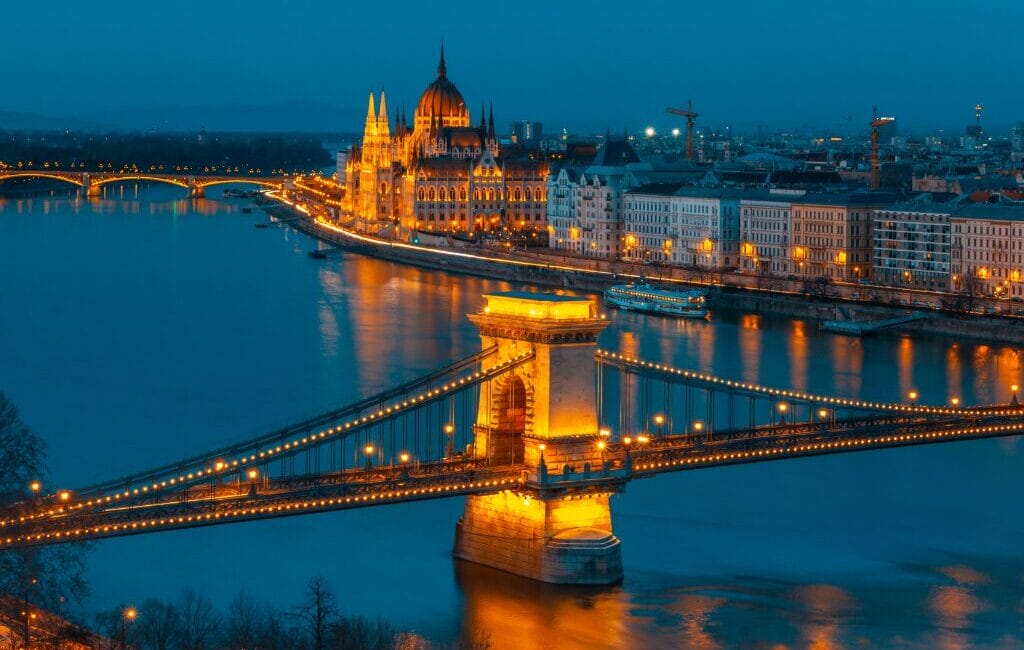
<box><xmin>3</xmin><ymin>190</ymin><xmax>1024</xmax><ymax>648</ymax></box>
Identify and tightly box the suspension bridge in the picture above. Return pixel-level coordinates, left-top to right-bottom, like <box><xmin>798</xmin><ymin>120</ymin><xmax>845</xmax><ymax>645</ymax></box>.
<box><xmin>0</xmin><ymin>170</ymin><xmax>281</xmax><ymax>197</ymax></box>
<box><xmin>2</xmin><ymin>291</ymin><xmax>1022</xmax><ymax>584</ymax></box>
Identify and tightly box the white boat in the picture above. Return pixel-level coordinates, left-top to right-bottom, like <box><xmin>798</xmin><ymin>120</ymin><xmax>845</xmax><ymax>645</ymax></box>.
<box><xmin>604</xmin><ymin>282</ymin><xmax>708</xmax><ymax>318</ymax></box>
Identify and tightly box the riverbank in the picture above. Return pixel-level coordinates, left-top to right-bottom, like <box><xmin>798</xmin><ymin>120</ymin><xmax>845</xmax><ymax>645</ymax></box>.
<box><xmin>265</xmin><ymin>203</ymin><xmax>1024</xmax><ymax>345</ymax></box>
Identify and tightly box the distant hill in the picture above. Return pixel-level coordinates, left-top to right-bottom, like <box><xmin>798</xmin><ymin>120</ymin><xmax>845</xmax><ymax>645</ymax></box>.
<box><xmin>1</xmin><ymin>100</ymin><xmax>361</xmax><ymax>133</ymax></box>
<box><xmin>82</xmin><ymin>100</ymin><xmax>360</xmax><ymax>133</ymax></box>
<box><xmin>0</xmin><ymin>110</ymin><xmax>107</xmax><ymax>132</ymax></box>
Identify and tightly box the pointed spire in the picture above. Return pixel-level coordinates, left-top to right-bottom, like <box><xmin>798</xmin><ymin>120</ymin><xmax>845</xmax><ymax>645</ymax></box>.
<box><xmin>365</xmin><ymin>91</ymin><xmax>377</xmax><ymax>124</ymax></box>
<box><xmin>378</xmin><ymin>90</ymin><xmax>390</xmax><ymax>136</ymax></box>
<box><xmin>488</xmin><ymin>101</ymin><xmax>495</xmax><ymax>140</ymax></box>
<box><xmin>378</xmin><ymin>90</ymin><xmax>388</xmax><ymax>124</ymax></box>
<box><xmin>479</xmin><ymin>102</ymin><xmax>486</xmax><ymax>129</ymax></box>
<box><xmin>438</xmin><ymin>40</ymin><xmax>447</xmax><ymax>78</ymax></box>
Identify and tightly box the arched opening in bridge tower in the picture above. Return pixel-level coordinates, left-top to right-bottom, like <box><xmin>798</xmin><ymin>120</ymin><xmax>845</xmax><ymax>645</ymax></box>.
<box><xmin>492</xmin><ymin>375</ymin><xmax>526</xmax><ymax>465</ymax></box>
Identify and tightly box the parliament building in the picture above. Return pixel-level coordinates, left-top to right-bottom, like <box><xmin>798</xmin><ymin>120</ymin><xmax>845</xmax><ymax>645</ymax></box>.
<box><xmin>342</xmin><ymin>47</ymin><xmax>548</xmax><ymax>235</ymax></box>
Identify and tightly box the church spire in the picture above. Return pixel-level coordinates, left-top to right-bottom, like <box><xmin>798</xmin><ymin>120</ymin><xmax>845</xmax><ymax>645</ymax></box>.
<box><xmin>438</xmin><ymin>40</ymin><xmax>447</xmax><ymax>78</ymax></box>
<box><xmin>479</xmin><ymin>102</ymin><xmax>486</xmax><ymax>129</ymax></box>
<box><xmin>378</xmin><ymin>90</ymin><xmax>390</xmax><ymax>135</ymax></box>
<box><xmin>365</xmin><ymin>91</ymin><xmax>377</xmax><ymax>124</ymax></box>
<box><xmin>487</xmin><ymin>101</ymin><xmax>495</xmax><ymax>140</ymax></box>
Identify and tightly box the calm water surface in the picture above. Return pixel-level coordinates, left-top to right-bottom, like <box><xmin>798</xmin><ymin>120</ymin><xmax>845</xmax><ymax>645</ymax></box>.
<box><xmin>1</xmin><ymin>186</ymin><xmax>1022</xmax><ymax>649</ymax></box>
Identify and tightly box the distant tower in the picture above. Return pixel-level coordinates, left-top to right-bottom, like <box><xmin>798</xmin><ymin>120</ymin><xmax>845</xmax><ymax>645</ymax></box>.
<box><xmin>966</xmin><ymin>103</ymin><xmax>983</xmax><ymax>138</ymax></box>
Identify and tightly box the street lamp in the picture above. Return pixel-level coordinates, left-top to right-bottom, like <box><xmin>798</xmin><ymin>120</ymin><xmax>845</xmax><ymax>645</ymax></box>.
<box><xmin>444</xmin><ymin>423</ymin><xmax>456</xmax><ymax>457</ymax></box>
<box><xmin>1012</xmin><ymin>384</ymin><xmax>1020</xmax><ymax>407</ymax></box>
<box><xmin>777</xmin><ymin>402</ymin><xmax>788</xmax><ymax>425</ymax></box>
<box><xmin>950</xmin><ymin>396</ymin><xmax>960</xmax><ymax>407</ymax></box>
<box><xmin>120</xmin><ymin>607</ymin><xmax>137</xmax><ymax>650</ymax></box>
<box><xmin>653</xmin><ymin>414</ymin><xmax>665</xmax><ymax>436</ymax></box>
<box><xmin>364</xmin><ymin>443</ymin><xmax>375</xmax><ymax>470</ymax></box>
<box><xmin>692</xmin><ymin>420</ymin><xmax>705</xmax><ymax>442</ymax></box>
<box><xmin>908</xmin><ymin>390</ymin><xmax>918</xmax><ymax>405</ymax></box>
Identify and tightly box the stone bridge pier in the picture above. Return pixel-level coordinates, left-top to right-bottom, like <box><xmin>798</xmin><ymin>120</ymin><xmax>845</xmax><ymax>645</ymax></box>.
<box><xmin>187</xmin><ymin>177</ymin><xmax>204</xmax><ymax>198</ymax></box>
<box><xmin>453</xmin><ymin>292</ymin><xmax>624</xmax><ymax>584</ymax></box>
<box><xmin>82</xmin><ymin>173</ymin><xmax>101</xmax><ymax>198</ymax></box>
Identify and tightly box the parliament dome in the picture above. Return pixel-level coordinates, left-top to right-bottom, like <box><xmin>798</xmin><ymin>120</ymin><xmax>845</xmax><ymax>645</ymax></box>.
<box><xmin>416</xmin><ymin>46</ymin><xmax>467</xmax><ymax>121</ymax></box>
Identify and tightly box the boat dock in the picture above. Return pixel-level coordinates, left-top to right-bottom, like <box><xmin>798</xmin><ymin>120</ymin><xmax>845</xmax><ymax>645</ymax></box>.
<box><xmin>822</xmin><ymin>311</ymin><xmax>929</xmax><ymax>335</ymax></box>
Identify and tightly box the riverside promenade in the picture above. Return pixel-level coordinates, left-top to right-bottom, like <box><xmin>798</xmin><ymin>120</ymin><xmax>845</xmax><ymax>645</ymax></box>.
<box><xmin>263</xmin><ymin>198</ymin><xmax>1024</xmax><ymax>345</ymax></box>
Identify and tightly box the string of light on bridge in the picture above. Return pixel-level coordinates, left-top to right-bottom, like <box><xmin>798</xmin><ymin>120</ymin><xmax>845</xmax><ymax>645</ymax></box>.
<box><xmin>596</xmin><ymin>350</ymin><xmax>1023</xmax><ymax>418</ymax></box>
<box><xmin>1</xmin><ymin>351</ymin><xmax>534</xmax><ymax>528</ymax></box>
<box><xmin>630</xmin><ymin>421</ymin><xmax>1024</xmax><ymax>473</ymax></box>
<box><xmin>7</xmin><ymin>417</ymin><xmax>1024</xmax><ymax>549</ymax></box>
<box><xmin>0</xmin><ymin>476</ymin><xmax>524</xmax><ymax>549</ymax></box>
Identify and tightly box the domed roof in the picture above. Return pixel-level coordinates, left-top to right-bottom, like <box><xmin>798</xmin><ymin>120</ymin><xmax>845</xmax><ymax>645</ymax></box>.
<box><xmin>416</xmin><ymin>46</ymin><xmax>467</xmax><ymax>120</ymax></box>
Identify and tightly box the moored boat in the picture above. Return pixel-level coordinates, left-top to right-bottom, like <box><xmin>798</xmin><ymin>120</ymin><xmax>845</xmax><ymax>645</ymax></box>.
<box><xmin>604</xmin><ymin>282</ymin><xmax>708</xmax><ymax>318</ymax></box>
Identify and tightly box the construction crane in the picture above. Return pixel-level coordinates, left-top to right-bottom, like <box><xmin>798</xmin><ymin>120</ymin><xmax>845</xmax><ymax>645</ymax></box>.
<box><xmin>666</xmin><ymin>101</ymin><xmax>698</xmax><ymax>161</ymax></box>
<box><xmin>870</xmin><ymin>106</ymin><xmax>895</xmax><ymax>191</ymax></box>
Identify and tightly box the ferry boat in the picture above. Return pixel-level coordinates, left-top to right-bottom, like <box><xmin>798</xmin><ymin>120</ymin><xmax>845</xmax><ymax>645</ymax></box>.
<box><xmin>604</xmin><ymin>282</ymin><xmax>708</xmax><ymax>318</ymax></box>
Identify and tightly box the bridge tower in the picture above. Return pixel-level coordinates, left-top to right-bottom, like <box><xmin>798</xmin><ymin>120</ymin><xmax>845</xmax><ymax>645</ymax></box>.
<box><xmin>82</xmin><ymin>173</ymin><xmax>101</xmax><ymax>198</ymax></box>
<box><xmin>454</xmin><ymin>292</ymin><xmax>624</xmax><ymax>584</ymax></box>
<box><xmin>187</xmin><ymin>176</ymin><xmax>204</xmax><ymax>199</ymax></box>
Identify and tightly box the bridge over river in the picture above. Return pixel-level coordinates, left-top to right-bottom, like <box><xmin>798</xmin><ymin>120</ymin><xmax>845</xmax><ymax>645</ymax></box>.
<box><xmin>0</xmin><ymin>169</ymin><xmax>283</xmax><ymax>197</ymax></box>
<box><xmin>3</xmin><ymin>292</ymin><xmax>1022</xmax><ymax>584</ymax></box>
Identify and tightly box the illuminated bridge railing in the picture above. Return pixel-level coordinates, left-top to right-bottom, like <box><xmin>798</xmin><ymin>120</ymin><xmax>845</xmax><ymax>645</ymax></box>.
<box><xmin>2</xmin><ymin>458</ymin><xmax>529</xmax><ymax>549</ymax></box>
<box><xmin>594</xmin><ymin>349</ymin><xmax>1023</xmax><ymax>442</ymax></box>
<box><xmin>2</xmin><ymin>347</ymin><xmax>534</xmax><ymax>536</ymax></box>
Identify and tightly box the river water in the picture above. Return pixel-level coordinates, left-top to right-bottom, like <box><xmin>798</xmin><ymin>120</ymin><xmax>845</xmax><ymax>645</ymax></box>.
<box><xmin>1</xmin><ymin>186</ymin><xmax>1022</xmax><ymax>648</ymax></box>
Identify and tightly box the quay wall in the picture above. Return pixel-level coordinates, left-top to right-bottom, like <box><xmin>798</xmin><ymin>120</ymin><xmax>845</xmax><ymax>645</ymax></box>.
<box><xmin>269</xmin><ymin>207</ymin><xmax>1024</xmax><ymax>346</ymax></box>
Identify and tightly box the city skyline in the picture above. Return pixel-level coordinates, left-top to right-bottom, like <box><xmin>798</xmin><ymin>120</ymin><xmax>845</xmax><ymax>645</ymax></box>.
<box><xmin>3</xmin><ymin>0</ymin><xmax>1022</xmax><ymax>134</ymax></box>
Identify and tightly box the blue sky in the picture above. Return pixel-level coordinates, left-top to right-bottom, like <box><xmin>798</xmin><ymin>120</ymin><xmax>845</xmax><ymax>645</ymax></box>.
<box><xmin>3</xmin><ymin>0</ymin><xmax>1022</xmax><ymax>133</ymax></box>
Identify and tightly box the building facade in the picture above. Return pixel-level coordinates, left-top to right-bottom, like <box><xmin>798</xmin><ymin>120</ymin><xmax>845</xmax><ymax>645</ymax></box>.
<box><xmin>547</xmin><ymin>139</ymin><xmax>640</xmax><ymax>258</ymax></box>
<box><xmin>739</xmin><ymin>190</ymin><xmax>801</xmax><ymax>274</ymax></box>
<box><xmin>668</xmin><ymin>189</ymin><xmax>741</xmax><ymax>269</ymax></box>
<box><xmin>790</xmin><ymin>193</ymin><xmax>896</xmax><ymax>280</ymax></box>
<box><xmin>951</xmin><ymin>204</ymin><xmax>1024</xmax><ymax>298</ymax></box>
<box><xmin>622</xmin><ymin>184</ymin><xmax>679</xmax><ymax>263</ymax></box>
<box><xmin>873</xmin><ymin>202</ymin><xmax>952</xmax><ymax>290</ymax></box>
<box><xmin>342</xmin><ymin>47</ymin><xmax>548</xmax><ymax>235</ymax></box>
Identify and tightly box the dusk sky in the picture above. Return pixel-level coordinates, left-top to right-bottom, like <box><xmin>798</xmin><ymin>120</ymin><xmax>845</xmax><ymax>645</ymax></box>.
<box><xmin>4</xmin><ymin>0</ymin><xmax>1022</xmax><ymax>134</ymax></box>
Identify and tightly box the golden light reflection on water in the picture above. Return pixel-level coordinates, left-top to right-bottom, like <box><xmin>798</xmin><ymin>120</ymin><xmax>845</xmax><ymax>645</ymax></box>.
<box><xmin>829</xmin><ymin>335</ymin><xmax>863</xmax><ymax>395</ymax></box>
<box><xmin>663</xmin><ymin>592</ymin><xmax>725</xmax><ymax>650</ymax></box>
<box><xmin>791</xmin><ymin>584</ymin><xmax>855</xmax><ymax>650</ymax></box>
<box><xmin>455</xmin><ymin>561</ymin><xmax>634</xmax><ymax>650</ymax></box>
<box><xmin>788</xmin><ymin>320</ymin><xmax>808</xmax><ymax>392</ymax></box>
<box><xmin>924</xmin><ymin>564</ymin><xmax>992</xmax><ymax>650</ymax></box>
<box><xmin>898</xmin><ymin>335</ymin><xmax>915</xmax><ymax>397</ymax></box>
<box><xmin>738</xmin><ymin>313</ymin><xmax>761</xmax><ymax>382</ymax></box>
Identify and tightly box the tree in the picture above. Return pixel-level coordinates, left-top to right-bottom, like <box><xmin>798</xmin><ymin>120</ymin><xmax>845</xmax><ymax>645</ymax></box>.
<box><xmin>137</xmin><ymin>598</ymin><xmax>179</xmax><ymax>650</ymax></box>
<box><xmin>223</xmin><ymin>592</ymin><xmax>261</xmax><ymax>650</ymax></box>
<box><xmin>295</xmin><ymin>577</ymin><xmax>337</xmax><ymax>650</ymax></box>
<box><xmin>176</xmin><ymin>591</ymin><xmax>218</xmax><ymax>650</ymax></box>
<box><xmin>0</xmin><ymin>392</ymin><xmax>88</xmax><ymax>643</ymax></box>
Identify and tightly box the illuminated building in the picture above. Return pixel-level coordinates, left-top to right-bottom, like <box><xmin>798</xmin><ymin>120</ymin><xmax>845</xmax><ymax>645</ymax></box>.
<box><xmin>790</xmin><ymin>192</ymin><xmax>898</xmax><ymax>280</ymax></box>
<box><xmin>950</xmin><ymin>204</ymin><xmax>1024</xmax><ymax>298</ymax></box>
<box><xmin>622</xmin><ymin>183</ymin><xmax>681</xmax><ymax>264</ymax></box>
<box><xmin>342</xmin><ymin>46</ymin><xmax>548</xmax><ymax>235</ymax></box>
<box><xmin>668</xmin><ymin>189</ymin><xmax>741</xmax><ymax>269</ymax></box>
<box><xmin>548</xmin><ymin>138</ymin><xmax>640</xmax><ymax>258</ymax></box>
<box><xmin>873</xmin><ymin>198</ymin><xmax>953</xmax><ymax>290</ymax></box>
<box><xmin>739</xmin><ymin>189</ymin><xmax>801</xmax><ymax>274</ymax></box>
